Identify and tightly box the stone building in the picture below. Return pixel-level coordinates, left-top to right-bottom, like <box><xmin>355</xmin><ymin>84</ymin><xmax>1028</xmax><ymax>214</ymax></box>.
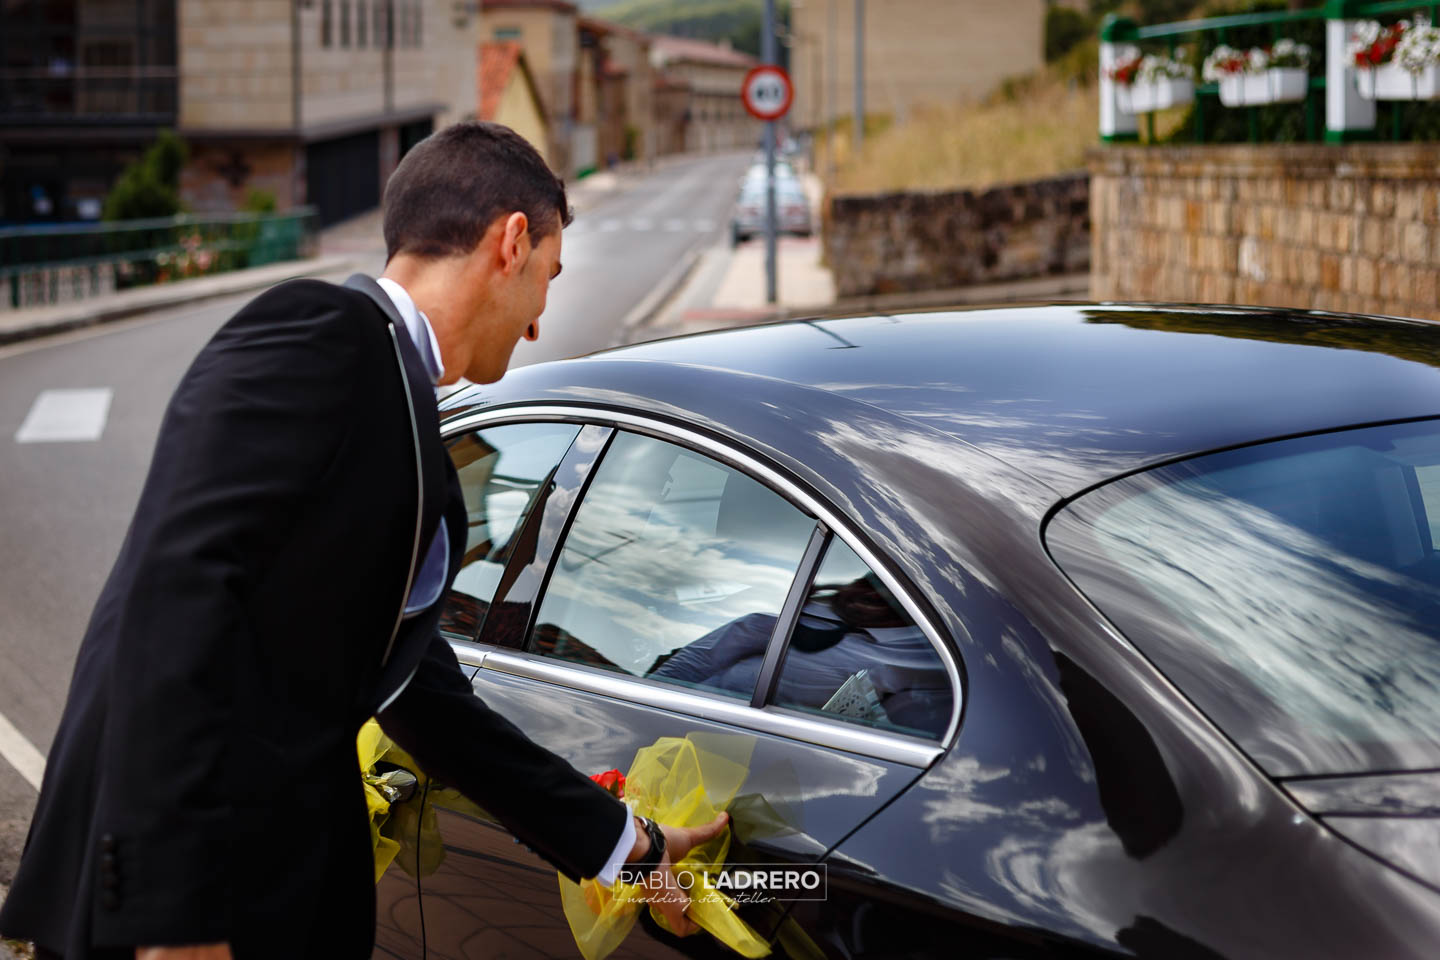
<box><xmin>577</xmin><ymin>16</ymin><xmax>655</xmax><ymax>169</ymax></box>
<box><xmin>1</xmin><ymin>0</ymin><xmax>479</xmax><ymax>226</ymax></box>
<box><xmin>649</xmin><ymin>35</ymin><xmax>759</xmax><ymax>154</ymax></box>
<box><xmin>788</xmin><ymin>0</ymin><xmax>1045</xmax><ymax>130</ymax></box>
<box><xmin>480</xmin><ymin>0</ymin><xmax>578</xmax><ymax>176</ymax></box>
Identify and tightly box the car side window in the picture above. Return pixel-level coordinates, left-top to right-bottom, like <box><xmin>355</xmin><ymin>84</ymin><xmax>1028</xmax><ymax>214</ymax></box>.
<box><xmin>527</xmin><ymin>431</ymin><xmax>817</xmax><ymax>700</ymax></box>
<box><xmin>441</xmin><ymin>422</ymin><xmax>582</xmax><ymax>640</ymax></box>
<box><xmin>770</xmin><ymin>538</ymin><xmax>952</xmax><ymax>741</ymax></box>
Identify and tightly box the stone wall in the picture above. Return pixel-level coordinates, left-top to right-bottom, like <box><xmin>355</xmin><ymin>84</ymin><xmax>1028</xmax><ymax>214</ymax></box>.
<box><xmin>1091</xmin><ymin>144</ymin><xmax>1440</xmax><ymax>322</ymax></box>
<box><xmin>824</xmin><ymin>174</ymin><xmax>1090</xmax><ymax>298</ymax></box>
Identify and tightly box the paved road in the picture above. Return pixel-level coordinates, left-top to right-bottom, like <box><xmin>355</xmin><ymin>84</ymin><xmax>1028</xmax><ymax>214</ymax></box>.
<box><xmin>0</xmin><ymin>150</ymin><xmax>750</xmax><ymax>895</ymax></box>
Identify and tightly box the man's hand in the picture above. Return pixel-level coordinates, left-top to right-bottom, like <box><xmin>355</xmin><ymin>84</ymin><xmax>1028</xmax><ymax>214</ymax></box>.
<box><xmin>136</xmin><ymin>945</ymin><xmax>232</xmax><ymax>960</ymax></box>
<box><xmin>628</xmin><ymin>812</ymin><xmax>730</xmax><ymax>936</ymax></box>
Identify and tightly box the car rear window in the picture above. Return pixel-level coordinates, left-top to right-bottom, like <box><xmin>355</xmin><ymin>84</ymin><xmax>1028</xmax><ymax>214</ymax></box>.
<box><xmin>1047</xmin><ymin>418</ymin><xmax>1440</xmax><ymax>777</ymax></box>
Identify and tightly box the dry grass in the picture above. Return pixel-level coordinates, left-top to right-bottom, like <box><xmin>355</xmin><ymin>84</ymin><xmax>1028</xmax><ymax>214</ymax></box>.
<box><xmin>821</xmin><ymin>79</ymin><xmax>1099</xmax><ymax>196</ymax></box>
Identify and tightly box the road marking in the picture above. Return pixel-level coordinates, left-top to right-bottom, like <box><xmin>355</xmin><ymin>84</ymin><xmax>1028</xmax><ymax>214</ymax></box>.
<box><xmin>694</xmin><ymin>219</ymin><xmax>716</xmax><ymax>232</ymax></box>
<box><xmin>598</xmin><ymin>219</ymin><xmax>622</xmax><ymax>232</ymax></box>
<box><xmin>15</xmin><ymin>388</ymin><xmax>113</xmax><ymax>443</ymax></box>
<box><xmin>628</xmin><ymin>218</ymin><xmax>654</xmax><ymax>231</ymax></box>
<box><xmin>0</xmin><ymin>709</ymin><xmax>45</xmax><ymax>791</ymax></box>
<box><xmin>663</xmin><ymin>219</ymin><xmax>687</xmax><ymax>232</ymax></box>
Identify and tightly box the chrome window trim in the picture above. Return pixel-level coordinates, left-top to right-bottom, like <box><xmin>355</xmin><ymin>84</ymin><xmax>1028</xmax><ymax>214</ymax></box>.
<box><xmin>449</xmin><ymin>638</ymin><xmax>491</xmax><ymax>669</ymax></box>
<box><xmin>440</xmin><ymin>404</ymin><xmax>964</xmax><ymax>755</ymax></box>
<box><xmin>482</xmin><ymin>649</ymin><xmax>942</xmax><ymax>768</ymax></box>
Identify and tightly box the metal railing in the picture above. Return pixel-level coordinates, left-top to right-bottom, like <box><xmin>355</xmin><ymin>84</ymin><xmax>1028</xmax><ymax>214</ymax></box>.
<box><xmin>0</xmin><ymin>209</ymin><xmax>317</xmax><ymax>311</ymax></box>
<box><xmin>1099</xmin><ymin>2</ymin><xmax>1440</xmax><ymax>144</ymax></box>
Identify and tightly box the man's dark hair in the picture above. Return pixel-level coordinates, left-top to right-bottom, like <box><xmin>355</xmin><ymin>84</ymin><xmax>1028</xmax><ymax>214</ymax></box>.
<box><xmin>381</xmin><ymin>121</ymin><xmax>572</xmax><ymax>262</ymax></box>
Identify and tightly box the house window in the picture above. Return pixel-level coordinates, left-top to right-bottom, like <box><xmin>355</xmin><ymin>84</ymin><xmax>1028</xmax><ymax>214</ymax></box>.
<box><xmin>356</xmin><ymin>0</ymin><xmax>367</xmax><ymax>47</ymax></box>
<box><xmin>413</xmin><ymin>1</ymin><xmax>422</xmax><ymax>47</ymax></box>
<box><xmin>494</xmin><ymin>27</ymin><xmax>522</xmax><ymax>41</ymax></box>
<box><xmin>321</xmin><ymin>0</ymin><xmax>333</xmax><ymax>47</ymax></box>
<box><xmin>340</xmin><ymin>0</ymin><xmax>350</xmax><ymax>47</ymax></box>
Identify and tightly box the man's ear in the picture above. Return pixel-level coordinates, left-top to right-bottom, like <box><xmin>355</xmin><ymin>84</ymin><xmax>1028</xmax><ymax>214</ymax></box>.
<box><xmin>499</xmin><ymin>211</ymin><xmax>531</xmax><ymax>275</ymax></box>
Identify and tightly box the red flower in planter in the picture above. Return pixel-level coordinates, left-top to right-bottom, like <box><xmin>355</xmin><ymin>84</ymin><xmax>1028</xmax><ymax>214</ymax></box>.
<box><xmin>1108</xmin><ymin>54</ymin><xmax>1142</xmax><ymax>86</ymax></box>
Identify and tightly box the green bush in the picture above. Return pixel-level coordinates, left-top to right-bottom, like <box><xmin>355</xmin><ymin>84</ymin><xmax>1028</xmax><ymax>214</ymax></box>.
<box><xmin>241</xmin><ymin>188</ymin><xmax>277</xmax><ymax>214</ymax></box>
<box><xmin>103</xmin><ymin>130</ymin><xmax>188</xmax><ymax>221</ymax></box>
<box><xmin>1046</xmin><ymin>6</ymin><xmax>1092</xmax><ymax>63</ymax></box>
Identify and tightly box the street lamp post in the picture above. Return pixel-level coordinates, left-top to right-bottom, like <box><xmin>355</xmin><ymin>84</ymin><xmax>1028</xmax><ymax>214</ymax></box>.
<box><xmin>763</xmin><ymin>0</ymin><xmax>778</xmax><ymax>305</ymax></box>
<box><xmin>854</xmin><ymin>0</ymin><xmax>864</xmax><ymax>154</ymax></box>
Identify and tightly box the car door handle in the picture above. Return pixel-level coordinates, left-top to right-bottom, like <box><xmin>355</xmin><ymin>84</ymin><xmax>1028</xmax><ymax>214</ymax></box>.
<box><xmin>365</xmin><ymin>764</ymin><xmax>419</xmax><ymax>804</ymax></box>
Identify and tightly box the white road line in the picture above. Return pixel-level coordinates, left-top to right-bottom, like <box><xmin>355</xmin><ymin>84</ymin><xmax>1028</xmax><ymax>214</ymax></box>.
<box><xmin>598</xmin><ymin>219</ymin><xmax>622</xmax><ymax>232</ymax></box>
<box><xmin>628</xmin><ymin>218</ymin><xmax>654</xmax><ymax>231</ymax></box>
<box><xmin>0</xmin><ymin>709</ymin><xmax>45</xmax><ymax>791</ymax></box>
<box><xmin>694</xmin><ymin>219</ymin><xmax>716</xmax><ymax>232</ymax></box>
<box><xmin>15</xmin><ymin>388</ymin><xmax>113</xmax><ymax>443</ymax></box>
<box><xmin>663</xmin><ymin>219</ymin><xmax>687</xmax><ymax>232</ymax></box>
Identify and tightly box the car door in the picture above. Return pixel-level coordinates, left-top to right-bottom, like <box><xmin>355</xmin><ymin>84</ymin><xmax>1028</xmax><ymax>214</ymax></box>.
<box><xmin>414</xmin><ymin>409</ymin><xmax>961</xmax><ymax>960</ymax></box>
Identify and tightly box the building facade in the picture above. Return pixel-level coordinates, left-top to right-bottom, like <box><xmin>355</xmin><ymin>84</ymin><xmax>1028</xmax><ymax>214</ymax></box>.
<box><xmin>1</xmin><ymin>0</ymin><xmax>478</xmax><ymax>227</ymax></box>
<box><xmin>477</xmin><ymin>41</ymin><xmax>549</xmax><ymax>165</ymax></box>
<box><xmin>649</xmin><ymin>35</ymin><xmax>758</xmax><ymax>154</ymax></box>
<box><xmin>480</xmin><ymin>0</ymin><xmax>577</xmax><ymax>176</ymax></box>
<box><xmin>789</xmin><ymin>0</ymin><xmax>1045</xmax><ymax>131</ymax></box>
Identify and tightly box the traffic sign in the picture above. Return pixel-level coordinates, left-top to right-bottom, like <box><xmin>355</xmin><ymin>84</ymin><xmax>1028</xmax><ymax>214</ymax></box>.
<box><xmin>741</xmin><ymin>65</ymin><xmax>793</xmax><ymax>122</ymax></box>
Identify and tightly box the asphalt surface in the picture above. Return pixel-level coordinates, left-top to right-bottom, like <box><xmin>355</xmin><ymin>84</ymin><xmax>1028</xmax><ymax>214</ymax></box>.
<box><xmin>0</xmin><ymin>150</ymin><xmax>751</xmax><ymax>900</ymax></box>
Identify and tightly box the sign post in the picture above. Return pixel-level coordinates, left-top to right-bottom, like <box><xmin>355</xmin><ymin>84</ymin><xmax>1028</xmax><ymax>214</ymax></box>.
<box><xmin>742</xmin><ymin>59</ymin><xmax>793</xmax><ymax>305</ymax></box>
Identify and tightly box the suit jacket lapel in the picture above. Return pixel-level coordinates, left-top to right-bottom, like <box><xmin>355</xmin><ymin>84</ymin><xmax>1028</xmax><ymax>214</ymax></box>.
<box><xmin>343</xmin><ymin>274</ymin><xmax>448</xmax><ymax>553</ymax></box>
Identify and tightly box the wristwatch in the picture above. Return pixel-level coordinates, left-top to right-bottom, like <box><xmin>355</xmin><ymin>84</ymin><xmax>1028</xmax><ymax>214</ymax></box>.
<box><xmin>632</xmin><ymin>815</ymin><xmax>667</xmax><ymax>875</ymax></box>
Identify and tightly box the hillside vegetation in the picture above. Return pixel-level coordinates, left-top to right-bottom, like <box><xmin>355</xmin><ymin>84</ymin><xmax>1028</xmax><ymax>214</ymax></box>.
<box><xmin>591</xmin><ymin>0</ymin><xmax>789</xmax><ymax>60</ymax></box>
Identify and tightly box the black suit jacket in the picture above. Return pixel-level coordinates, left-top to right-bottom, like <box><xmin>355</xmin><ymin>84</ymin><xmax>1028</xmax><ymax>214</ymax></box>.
<box><xmin>0</xmin><ymin>277</ymin><xmax>626</xmax><ymax>959</ymax></box>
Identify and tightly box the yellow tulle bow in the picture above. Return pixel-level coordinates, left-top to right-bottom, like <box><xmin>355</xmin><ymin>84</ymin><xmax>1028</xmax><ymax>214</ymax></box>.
<box><xmin>358</xmin><ymin>719</ymin><xmax>404</xmax><ymax>883</ymax></box>
<box><xmin>559</xmin><ymin>734</ymin><xmax>772</xmax><ymax>960</ymax></box>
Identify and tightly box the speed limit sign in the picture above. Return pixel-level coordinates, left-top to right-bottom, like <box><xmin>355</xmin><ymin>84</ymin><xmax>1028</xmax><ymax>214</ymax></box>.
<box><xmin>741</xmin><ymin>65</ymin><xmax>794</xmax><ymax>122</ymax></box>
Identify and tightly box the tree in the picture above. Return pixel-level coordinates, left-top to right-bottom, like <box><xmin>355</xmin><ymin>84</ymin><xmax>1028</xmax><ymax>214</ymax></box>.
<box><xmin>103</xmin><ymin>130</ymin><xmax>188</xmax><ymax>221</ymax></box>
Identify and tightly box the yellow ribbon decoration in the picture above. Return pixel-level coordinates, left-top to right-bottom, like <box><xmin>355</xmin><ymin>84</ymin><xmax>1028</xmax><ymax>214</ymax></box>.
<box><xmin>558</xmin><ymin>734</ymin><xmax>772</xmax><ymax>960</ymax></box>
<box><xmin>357</xmin><ymin>718</ymin><xmax>404</xmax><ymax>883</ymax></box>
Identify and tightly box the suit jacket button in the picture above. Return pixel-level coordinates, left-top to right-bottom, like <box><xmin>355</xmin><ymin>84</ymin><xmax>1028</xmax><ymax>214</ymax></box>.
<box><xmin>102</xmin><ymin>834</ymin><xmax>117</xmax><ymax>852</ymax></box>
<box><xmin>102</xmin><ymin>853</ymin><xmax>117</xmax><ymax>871</ymax></box>
<box><xmin>102</xmin><ymin>873</ymin><xmax>120</xmax><ymax>890</ymax></box>
<box><xmin>102</xmin><ymin>892</ymin><xmax>120</xmax><ymax>910</ymax></box>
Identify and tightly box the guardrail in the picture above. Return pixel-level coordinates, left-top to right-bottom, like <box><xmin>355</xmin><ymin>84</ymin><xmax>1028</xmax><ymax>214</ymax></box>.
<box><xmin>1099</xmin><ymin>1</ymin><xmax>1440</xmax><ymax>144</ymax></box>
<box><xmin>0</xmin><ymin>209</ymin><xmax>317</xmax><ymax>311</ymax></box>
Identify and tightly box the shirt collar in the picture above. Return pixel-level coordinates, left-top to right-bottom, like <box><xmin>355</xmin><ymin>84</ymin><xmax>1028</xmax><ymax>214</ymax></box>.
<box><xmin>375</xmin><ymin>277</ymin><xmax>445</xmax><ymax>386</ymax></box>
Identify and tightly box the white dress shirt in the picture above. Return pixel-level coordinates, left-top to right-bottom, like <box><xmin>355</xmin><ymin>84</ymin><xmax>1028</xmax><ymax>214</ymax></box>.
<box><xmin>372</xmin><ymin>277</ymin><xmax>636</xmax><ymax>884</ymax></box>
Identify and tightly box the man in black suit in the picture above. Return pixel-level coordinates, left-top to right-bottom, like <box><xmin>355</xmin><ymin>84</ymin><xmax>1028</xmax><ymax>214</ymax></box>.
<box><xmin>0</xmin><ymin>122</ymin><xmax>726</xmax><ymax>960</ymax></box>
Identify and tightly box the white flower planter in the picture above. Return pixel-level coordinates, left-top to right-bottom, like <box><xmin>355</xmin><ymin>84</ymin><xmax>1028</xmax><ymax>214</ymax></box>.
<box><xmin>1217</xmin><ymin>73</ymin><xmax>1268</xmax><ymax>106</ymax></box>
<box><xmin>1219</xmin><ymin>71</ymin><xmax>1303</xmax><ymax>106</ymax></box>
<box><xmin>1121</xmin><ymin>78</ymin><xmax>1195</xmax><ymax>113</ymax></box>
<box><xmin>1267</xmin><ymin>67</ymin><xmax>1309</xmax><ymax>103</ymax></box>
<box><xmin>1357</xmin><ymin>61</ymin><xmax>1440</xmax><ymax>100</ymax></box>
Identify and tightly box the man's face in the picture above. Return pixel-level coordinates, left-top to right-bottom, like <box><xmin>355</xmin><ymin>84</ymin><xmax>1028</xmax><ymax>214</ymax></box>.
<box><xmin>463</xmin><ymin>219</ymin><xmax>562</xmax><ymax>384</ymax></box>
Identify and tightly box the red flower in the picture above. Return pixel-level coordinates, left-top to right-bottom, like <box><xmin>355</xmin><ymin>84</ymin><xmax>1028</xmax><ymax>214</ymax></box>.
<box><xmin>590</xmin><ymin>769</ymin><xmax>625</xmax><ymax>798</ymax></box>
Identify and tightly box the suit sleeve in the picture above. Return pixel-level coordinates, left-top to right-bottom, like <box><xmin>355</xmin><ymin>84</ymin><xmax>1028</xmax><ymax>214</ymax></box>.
<box><xmin>377</xmin><ymin>635</ymin><xmax>630</xmax><ymax>881</ymax></box>
<box><xmin>91</xmin><ymin>282</ymin><xmax>370</xmax><ymax>946</ymax></box>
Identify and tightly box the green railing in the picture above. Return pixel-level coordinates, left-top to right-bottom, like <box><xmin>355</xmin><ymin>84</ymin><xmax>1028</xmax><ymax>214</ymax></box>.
<box><xmin>1101</xmin><ymin>1</ymin><xmax>1440</xmax><ymax>145</ymax></box>
<box><xmin>0</xmin><ymin>208</ymin><xmax>317</xmax><ymax>310</ymax></box>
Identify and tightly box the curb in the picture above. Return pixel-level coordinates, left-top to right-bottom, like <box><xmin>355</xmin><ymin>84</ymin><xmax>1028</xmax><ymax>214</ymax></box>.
<box><xmin>614</xmin><ymin>245</ymin><xmax>706</xmax><ymax>345</ymax></box>
<box><xmin>0</xmin><ymin>255</ymin><xmax>355</xmax><ymax>347</ymax></box>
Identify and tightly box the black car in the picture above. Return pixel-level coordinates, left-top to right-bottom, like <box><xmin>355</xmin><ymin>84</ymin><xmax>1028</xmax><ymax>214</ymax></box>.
<box><xmin>371</xmin><ymin>304</ymin><xmax>1440</xmax><ymax>959</ymax></box>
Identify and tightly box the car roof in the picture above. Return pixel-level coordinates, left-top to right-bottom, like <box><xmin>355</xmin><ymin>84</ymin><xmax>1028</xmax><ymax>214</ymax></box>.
<box><xmin>580</xmin><ymin>304</ymin><xmax>1440</xmax><ymax>495</ymax></box>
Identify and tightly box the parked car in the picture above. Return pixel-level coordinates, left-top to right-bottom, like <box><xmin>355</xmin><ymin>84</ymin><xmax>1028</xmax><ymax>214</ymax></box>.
<box><xmin>373</xmin><ymin>305</ymin><xmax>1440</xmax><ymax>959</ymax></box>
<box><xmin>731</xmin><ymin>177</ymin><xmax>812</xmax><ymax>245</ymax></box>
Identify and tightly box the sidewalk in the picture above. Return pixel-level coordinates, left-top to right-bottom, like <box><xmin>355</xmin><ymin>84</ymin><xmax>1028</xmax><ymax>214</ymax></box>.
<box><xmin>632</xmin><ymin>173</ymin><xmax>1091</xmax><ymax>345</ymax></box>
<box><xmin>0</xmin><ymin>156</ymin><xmax>685</xmax><ymax>348</ymax></box>
<box><xmin>0</xmin><ymin>254</ymin><xmax>356</xmax><ymax>347</ymax></box>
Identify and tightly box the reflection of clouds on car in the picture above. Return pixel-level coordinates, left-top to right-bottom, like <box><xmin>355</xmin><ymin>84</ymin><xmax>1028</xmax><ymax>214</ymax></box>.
<box><xmin>532</xmin><ymin>432</ymin><xmax>813</xmax><ymax>678</ymax></box>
